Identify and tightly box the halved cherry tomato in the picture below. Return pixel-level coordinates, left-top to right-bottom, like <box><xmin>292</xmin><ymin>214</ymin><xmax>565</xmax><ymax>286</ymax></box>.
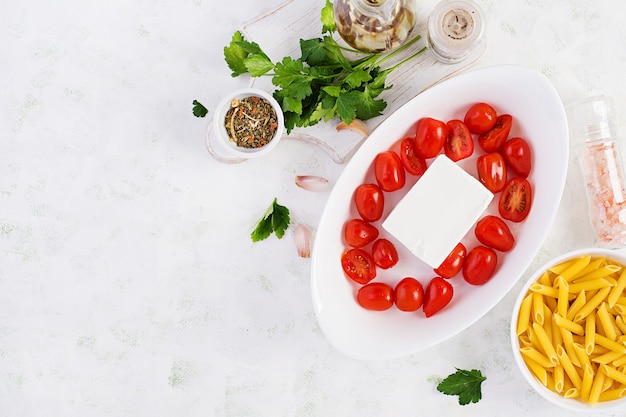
<box><xmin>372</xmin><ymin>238</ymin><xmax>399</xmax><ymax>269</ymax></box>
<box><xmin>478</xmin><ymin>114</ymin><xmax>513</xmax><ymax>153</ymax></box>
<box><xmin>464</xmin><ymin>102</ymin><xmax>497</xmax><ymax>134</ymax></box>
<box><xmin>499</xmin><ymin>177</ymin><xmax>533</xmax><ymax>222</ymax></box>
<box><xmin>444</xmin><ymin>119</ymin><xmax>474</xmax><ymax>161</ymax></box>
<box><xmin>344</xmin><ymin>219</ymin><xmax>379</xmax><ymax>248</ymax></box>
<box><xmin>434</xmin><ymin>242</ymin><xmax>466</xmax><ymax>278</ymax></box>
<box><xmin>357</xmin><ymin>282</ymin><xmax>394</xmax><ymax>311</ymax></box>
<box><xmin>476</xmin><ymin>152</ymin><xmax>507</xmax><ymax>193</ymax></box>
<box><xmin>354</xmin><ymin>183</ymin><xmax>384</xmax><ymax>222</ymax></box>
<box><xmin>341</xmin><ymin>248</ymin><xmax>376</xmax><ymax>284</ymax></box>
<box><xmin>423</xmin><ymin>277</ymin><xmax>454</xmax><ymax>317</ymax></box>
<box><xmin>414</xmin><ymin>117</ymin><xmax>448</xmax><ymax>159</ymax></box>
<box><xmin>502</xmin><ymin>137</ymin><xmax>532</xmax><ymax>178</ymax></box>
<box><xmin>374</xmin><ymin>151</ymin><xmax>406</xmax><ymax>192</ymax></box>
<box><xmin>475</xmin><ymin>215</ymin><xmax>515</xmax><ymax>252</ymax></box>
<box><xmin>463</xmin><ymin>246</ymin><xmax>498</xmax><ymax>285</ymax></box>
<box><xmin>400</xmin><ymin>137</ymin><xmax>428</xmax><ymax>176</ymax></box>
<box><xmin>394</xmin><ymin>277</ymin><xmax>424</xmax><ymax>312</ymax></box>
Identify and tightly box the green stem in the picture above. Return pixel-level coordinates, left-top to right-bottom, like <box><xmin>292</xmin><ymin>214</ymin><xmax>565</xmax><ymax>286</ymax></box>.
<box><xmin>387</xmin><ymin>45</ymin><xmax>428</xmax><ymax>72</ymax></box>
<box><xmin>374</xmin><ymin>34</ymin><xmax>423</xmax><ymax>67</ymax></box>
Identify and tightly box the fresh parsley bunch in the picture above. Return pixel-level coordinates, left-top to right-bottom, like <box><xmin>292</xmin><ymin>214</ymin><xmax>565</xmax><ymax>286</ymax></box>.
<box><xmin>221</xmin><ymin>0</ymin><xmax>426</xmax><ymax>133</ymax></box>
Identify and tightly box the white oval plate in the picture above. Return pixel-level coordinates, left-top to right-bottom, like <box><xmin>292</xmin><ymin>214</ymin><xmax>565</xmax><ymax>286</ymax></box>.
<box><xmin>310</xmin><ymin>65</ymin><xmax>569</xmax><ymax>361</ymax></box>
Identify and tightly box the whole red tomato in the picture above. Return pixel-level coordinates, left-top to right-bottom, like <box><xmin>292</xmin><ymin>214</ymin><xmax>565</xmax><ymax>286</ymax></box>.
<box><xmin>464</xmin><ymin>102</ymin><xmax>497</xmax><ymax>134</ymax></box>
<box><xmin>400</xmin><ymin>137</ymin><xmax>428</xmax><ymax>176</ymax></box>
<box><xmin>477</xmin><ymin>152</ymin><xmax>507</xmax><ymax>193</ymax></box>
<box><xmin>475</xmin><ymin>215</ymin><xmax>515</xmax><ymax>252</ymax></box>
<box><xmin>372</xmin><ymin>238</ymin><xmax>399</xmax><ymax>269</ymax></box>
<box><xmin>423</xmin><ymin>277</ymin><xmax>454</xmax><ymax>317</ymax></box>
<box><xmin>394</xmin><ymin>277</ymin><xmax>424</xmax><ymax>312</ymax></box>
<box><xmin>414</xmin><ymin>117</ymin><xmax>448</xmax><ymax>159</ymax></box>
<box><xmin>357</xmin><ymin>282</ymin><xmax>394</xmax><ymax>311</ymax></box>
<box><xmin>444</xmin><ymin>119</ymin><xmax>474</xmax><ymax>161</ymax></box>
<box><xmin>354</xmin><ymin>183</ymin><xmax>384</xmax><ymax>222</ymax></box>
<box><xmin>344</xmin><ymin>219</ymin><xmax>379</xmax><ymax>248</ymax></box>
<box><xmin>341</xmin><ymin>248</ymin><xmax>376</xmax><ymax>284</ymax></box>
<box><xmin>434</xmin><ymin>242</ymin><xmax>466</xmax><ymax>278</ymax></box>
<box><xmin>478</xmin><ymin>114</ymin><xmax>513</xmax><ymax>152</ymax></box>
<box><xmin>499</xmin><ymin>177</ymin><xmax>533</xmax><ymax>222</ymax></box>
<box><xmin>502</xmin><ymin>137</ymin><xmax>532</xmax><ymax>177</ymax></box>
<box><xmin>463</xmin><ymin>246</ymin><xmax>498</xmax><ymax>285</ymax></box>
<box><xmin>375</xmin><ymin>151</ymin><xmax>406</xmax><ymax>192</ymax></box>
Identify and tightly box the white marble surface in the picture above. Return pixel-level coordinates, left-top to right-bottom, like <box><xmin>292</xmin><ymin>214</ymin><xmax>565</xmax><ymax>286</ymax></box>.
<box><xmin>3</xmin><ymin>0</ymin><xmax>626</xmax><ymax>416</ymax></box>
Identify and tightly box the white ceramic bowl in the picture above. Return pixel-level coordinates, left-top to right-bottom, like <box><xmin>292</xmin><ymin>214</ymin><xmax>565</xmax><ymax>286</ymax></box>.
<box><xmin>510</xmin><ymin>248</ymin><xmax>626</xmax><ymax>413</ymax></box>
<box><xmin>208</xmin><ymin>88</ymin><xmax>284</xmax><ymax>160</ymax></box>
<box><xmin>311</xmin><ymin>65</ymin><xmax>569</xmax><ymax>361</ymax></box>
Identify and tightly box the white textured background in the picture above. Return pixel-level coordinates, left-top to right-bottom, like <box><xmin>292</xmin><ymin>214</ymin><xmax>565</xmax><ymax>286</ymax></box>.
<box><xmin>3</xmin><ymin>0</ymin><xmax>626</xmax><ymax>416</ymax></box>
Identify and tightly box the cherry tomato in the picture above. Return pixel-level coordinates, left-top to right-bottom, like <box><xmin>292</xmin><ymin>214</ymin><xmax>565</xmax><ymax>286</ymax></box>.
<box><xmin>434</xmin><ymin>242</ymin><xmax>466</xmax><ymax>278</ymax></box>
<box><xmin>372</xmin><ymin>238</ymin><xmax>399</xmax><ymax>269</ymax></box>
<box><xmin>499</xmin><ymin>177</ymin><xmax>533</xmax><ymax>222</ymax></box>
<box><xmin>475</xmin><ymin>215</ymin><xmax>515</xmax><ymax>252</ymax></box>
<box><xmin>502</xmin><ymin>137</ymin><xmax>532</xmax><ymax>178</ymax></box>
<box><xmin>354</xmin><ymin>183</ymin><xmax>384</xmax><ymax>222</ymax></box>
<box><xmin>344</xmin><ymin>219</ymin><xmax>379</xmax><ymax>248</ymax></box>
<box><xmin>477</xmin><ymin>152</ymin><xmax>507</xmax><ymax>193</ymax></box>
<box><xmin>478</xmin><ymin>114</ymin><xmax>513</xmax><ymax>153</ymax></box>
<box><xmin>463</xmin><ymin>246</ymin><xmax>498</xmax><ymax>285</ymax></box>
<box><xmin>444</xmin><ymin>119</ymin><xmax>474</xmax><ymax>161</ymax></box>
<box><xmin>400</xmin><ymin>137</ymin><xmax>428</xmax><ymax>176</ymax></box>
<box><xmin>341</xmin><ymin>248</ymin><xmax>376</xmax><ymax>285</ymax></box>
<box><xmin>414</xmin><ymin>117</ymin><xmax>448</xmax><ymax>159</ymax></box>
<box><xmin>464</xmin><ymin>102</ymin><xmax>497</xmax><ymax>134</ymax></box>
<box><xmin>394</xmin><ymin>277</ymin><xmax>424</xmax><ymax>312</ymax></box>
<box><xmin>423</xmin><ymin>277</ymin><xmax>454</xmax><ymax>318</ymax></box>
<box><xmin>374</xmin><ymin>151</ymin><xmax>406</xmax><ymax>192</ymax></box>
<box><xmin>357</xmin><ymin>282</ymin><xmax>394</xmax><ymax>311</ymax></box>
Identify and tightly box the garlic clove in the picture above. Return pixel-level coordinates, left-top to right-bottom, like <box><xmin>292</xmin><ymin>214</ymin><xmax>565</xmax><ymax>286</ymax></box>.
<box><xmin>295</xmin><ymin>175</ymin><xmax>330</xmax><ymax>192</ymax></box>
<box><xmin>336</xmin><ymin>119</ymin><xmax>370</xmax><ymax>137</ymax></box>
<box><xmin>294</xmin><ymin>223</ymin><xmax>313</xmax><ymax>258</ymax></box>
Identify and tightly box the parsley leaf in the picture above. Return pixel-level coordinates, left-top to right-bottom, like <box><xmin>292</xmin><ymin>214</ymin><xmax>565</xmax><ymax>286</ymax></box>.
<box><xmin>192</xmin><ymin>100</ymin><xmax>208</xmax><ymax>118</ymax></box>
<box><xmin>251</xmin><ymin>198</ymin><xmax>291</xmax><ymax>242</ymax></box>
<box><xmin>223</xmin><ymin>31</ymin><xmax>249</xmax><ymax>77</ymax></box>
<box><xmin>321</xmin><ymin>0</ymin><xmax>336</xmax><ymax>34</ymax></box>
<box><xmin>437</xmin><ymin>368</ymin><xmax>486</xmax><ymax>405</ymax></box>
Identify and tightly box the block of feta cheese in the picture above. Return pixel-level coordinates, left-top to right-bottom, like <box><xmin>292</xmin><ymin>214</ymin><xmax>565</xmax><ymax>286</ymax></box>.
<box><xmin>382</xmin><ymin>154</ymin><xmax>494</xmax><ymax>269</ymax></box>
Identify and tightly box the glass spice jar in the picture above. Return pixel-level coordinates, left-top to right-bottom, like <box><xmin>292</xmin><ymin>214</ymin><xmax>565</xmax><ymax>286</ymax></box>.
<box><xmin>333</xmin><ymin>0</ymin><xmax>417</xmax><ymax>53</ymax></box>
<box><xmin>427</xmin><ymin>0</ymin><xmax>486</xmax><ymax>64</ymax></box>
<box><xmin>567</xmin><ymin>96</ymin><xmax>626</xmax><ymax>248</ymax></box>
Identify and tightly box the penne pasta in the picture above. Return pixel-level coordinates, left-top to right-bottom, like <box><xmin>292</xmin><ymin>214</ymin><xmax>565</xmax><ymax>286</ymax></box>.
<box><xmin>556</xmin><ymin>276</ymin><xmax>569</xmax><ymax>318</ymax></box>
<box><xmin>530</xmin><ymin>283</ymin><xmax>558</xmax><ymax>298</ymax></box>
<box><xmin>517</xmin><ymin>293</ymin><xmax>533</xmax><ymax>336</ymax></box>
<box><xmin>609</xmin><ymin>269</ymin><xmax>626</xmax><ymax>308</ymax></box>
<box><xmin>573</xmin><ymin>264</ymin><xmax>621</xmax><ymax>283</ymax></box>
<box><xmin>580</xmin><ymin>364</ymin><xmax>594</xmax><ymax>403</ymax></box>
<box><xmin>574</xmin><ymin>286</ymin><xmax>612</xmax><ymax>322</ymax></box>
<box><xmin>566</xmin><ymin>290</ymin><xmax>587</xmax><ymax>321</ymax></box>
<box><xmin>597</xmin><ymin>303</ymin><xmax>618</xmax><ymax>340</ymax></box>
<box><xmin>520</xmin><ymin>346</ymin><xmax>556</xmax><ymax>368</ymax></box>
<box><xmin>568</xmin><ymin>278</ymin><xmax>613</xmax><ymax>294</ymax></box>
<box><xmin>600</xmin><ymin>364</ymin><xmax>626</xmax><ymax>385</ymax></box>
<box><xmin>560</xmin><ymin>255</ymin><xmax>592</xmax><ymax>282</ymax></box>
<box><xmin>533</xmin><ymin>323</ymin><xmax>559</xmax><ymax>364</ymax></box>
<box><xmin>516</xmin><ymin>254</ymin><xmax>626</xmax><ymax>406</ymax></box>
<box><xmin>554</xmin><ymin>314</ymin><xmax>584</xmax><ymax>336</ymax></box>
<box><xmin>557</xmin><ymin>344</ymin><xmax>582</xmax><ymax>390</ymax></box>
<box><xmin>532</xmin><ymin>291</ymin><xmax>545</xmax><ymax>325</ymax></box>
<box><xmin>588</xmin><ymin>368</ymin><xmax>606</xmax><ymax>405</ymax></box>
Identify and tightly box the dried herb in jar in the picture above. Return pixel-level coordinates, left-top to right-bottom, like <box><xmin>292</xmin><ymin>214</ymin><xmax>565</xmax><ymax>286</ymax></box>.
<box><xmin>224</xmin><ymin>96</ymin><xmax>278</xmax><ymax>149</ymax></box>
